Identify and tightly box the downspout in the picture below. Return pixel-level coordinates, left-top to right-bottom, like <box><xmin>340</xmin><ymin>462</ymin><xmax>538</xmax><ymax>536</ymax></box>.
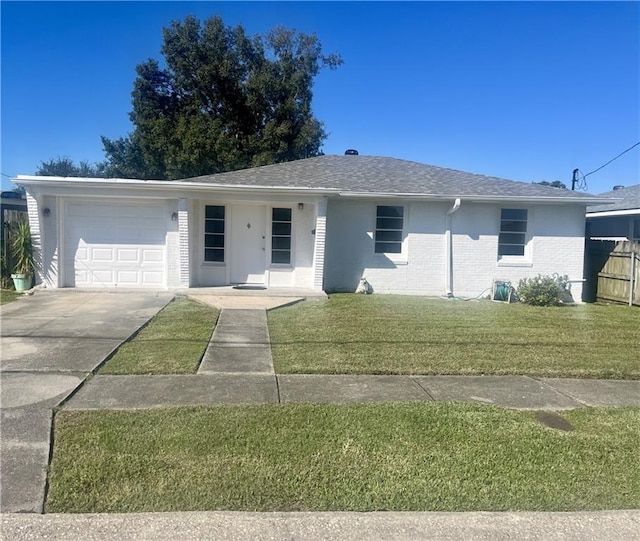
<box><xmin>445</xmin><ymin>198</ymin><xmax>461</xmax><ymax>297</ymax></box>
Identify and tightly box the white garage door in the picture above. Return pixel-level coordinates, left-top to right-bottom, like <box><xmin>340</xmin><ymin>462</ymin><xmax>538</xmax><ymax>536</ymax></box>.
<box><xmin>64</xmin><ymin>200</ymin><xmax>168</xmax><ymax>288</ymax></box>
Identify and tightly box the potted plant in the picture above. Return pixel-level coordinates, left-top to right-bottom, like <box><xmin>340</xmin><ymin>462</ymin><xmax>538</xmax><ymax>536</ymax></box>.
<box><xmin>10</xmin><ymin>220</ymin><xmax>36</xmax><ymax>292</ymax></box>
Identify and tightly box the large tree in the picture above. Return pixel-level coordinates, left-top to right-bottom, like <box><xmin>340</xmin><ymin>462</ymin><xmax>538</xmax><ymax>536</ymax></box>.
<box><xmin>36</xmin><ymin>157</ymin><xmax>106</xmax><ymax>177</ymax></box>
<box><xmin>102</xmin><ymin>15</ymin><xmax>342</xmax><ymax>180</ymax></box>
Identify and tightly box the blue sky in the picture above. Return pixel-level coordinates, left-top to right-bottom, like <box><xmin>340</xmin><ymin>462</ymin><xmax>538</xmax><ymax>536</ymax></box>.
<box><xmin>1</xmin><ymin>1</ymin><xmax>638</xmax><ymax>194</ymax></box>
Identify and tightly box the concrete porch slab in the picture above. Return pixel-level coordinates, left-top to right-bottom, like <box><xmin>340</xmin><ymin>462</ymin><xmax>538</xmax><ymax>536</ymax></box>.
<box><xmin>188</xmin><ymin>294</ymin><xmax>305</xmax><ymax>310</ymax></box>
<box><xmin>541</xmin><ymin>378</ymin><xmax>640</xmax><ymax>407</ymax></box>
<box><xmin>278</xmin><ymin>375</ymin><xmax>432</xmax><ymax>403</ymax></box>
<box><xmin>413</xmin><ymin>375</ymin><xmax>583</xmax><ymax>410</ymax></box>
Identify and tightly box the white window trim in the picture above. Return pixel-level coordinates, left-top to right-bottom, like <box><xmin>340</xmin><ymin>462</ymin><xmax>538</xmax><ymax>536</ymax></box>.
<box><xmin>497</xmin><ymin>207</ymin><xmax>533</xmax><ymax>266</ymax></box>
<box><xmin>269</xmin><ymin>206</ymin><xmax>294</xmax><ymax>268</ymax></box>
<box><xmin>202</xmin><ymin>203</ymin><xmax>227</xmax><ymax>267</ymax></box>
<box><xmin>373</xmin><ymin>203</ymin><xmax>408</xmax><ymax>263</ymax></box>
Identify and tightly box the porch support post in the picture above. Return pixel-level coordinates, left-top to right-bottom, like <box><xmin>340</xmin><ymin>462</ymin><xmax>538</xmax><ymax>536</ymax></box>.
<box><xmin>178</xmin><ymin>198</ymin><xmax>190</xmax><ymax>288</ymax></box>
<box><xmin>312</xmin><ymin>198</ymin><xmax>328</xmax><ymax>291</ymax></box>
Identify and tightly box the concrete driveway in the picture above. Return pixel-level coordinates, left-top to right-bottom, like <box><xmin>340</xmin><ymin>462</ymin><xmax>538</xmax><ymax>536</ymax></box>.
<box><xmin>0</xmin><ymin>290</ymin><xmax>172</xmax><ymax>513</ymax></box>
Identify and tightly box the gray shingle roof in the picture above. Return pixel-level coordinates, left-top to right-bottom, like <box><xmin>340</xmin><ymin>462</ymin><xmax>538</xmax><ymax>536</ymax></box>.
<box><xmin>180</xmin><ymin>155</ymin><xmax>599</xmax><ymax>200</ymax></box>
<box><xmin>587</xmin><ymin>184</ymin><xmax>640</xmax><ymax>213</ymax></box>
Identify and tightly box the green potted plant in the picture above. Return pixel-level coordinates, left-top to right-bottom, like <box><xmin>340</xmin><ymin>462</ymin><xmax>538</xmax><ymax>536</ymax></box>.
<box><xmin>10</xmin><ymin>220</ymin><xmax>36</xmax><ymax>292</ymax></box>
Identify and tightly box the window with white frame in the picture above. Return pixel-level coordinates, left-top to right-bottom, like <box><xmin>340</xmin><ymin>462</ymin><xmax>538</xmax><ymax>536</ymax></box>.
<box><xmin>498</xmin><ymin>208</ymin><xmax>528</xmax><ymax>257</ymax></box>
<box><xmin>375</xmin><ymin>205</ymin><xmax>404</xmax><ymax>254</ymax></box>
<box><xmin>271</xmin><ymin>208</ymin><xmax>292</xmax><ymax>264</ymax></box>
<box><xmin>204</xmin><ymin>205</ymin><xmax>225</xmax><ymax>262</ymax></box>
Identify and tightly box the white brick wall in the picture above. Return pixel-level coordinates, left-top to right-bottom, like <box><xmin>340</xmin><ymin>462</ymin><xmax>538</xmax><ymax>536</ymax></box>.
<box><xmin>178</xmin><ymin>198</ymin><xmax>190</xmax><ymax>287</ymax></box>
<box><xmin>311</xmin><ymin>199</ymin><xmax>327</xmax><ymax>290</ymax></box>
<box><xmin>325</xmin><ymin>199</ymin><xmax>587</xmax><ymax>300</ymax></box>
<box><xmin>25</xmin><ymin>192</ymin><xmax>43</xmax><ymax>286</ymax></box>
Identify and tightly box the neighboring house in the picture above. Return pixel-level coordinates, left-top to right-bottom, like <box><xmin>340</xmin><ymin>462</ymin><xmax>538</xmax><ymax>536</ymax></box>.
<box><xmin>586</xmin><ymin>184</ymin><xmax>640</xmax><ymax>241</ymax></box>
<box><xmin>584</xmin><ymin>184</ymin><xmax>639</xmax><ymax>304</ymax></box>
<box><xmin>14</xmin><ymin>155</ymin><xmax>611</xmax><ymax>300</ymax></box>
<box><xmin>1</xmin><ymin>189</ymin><xmax>28</xmax><ymax>233</ymax></box>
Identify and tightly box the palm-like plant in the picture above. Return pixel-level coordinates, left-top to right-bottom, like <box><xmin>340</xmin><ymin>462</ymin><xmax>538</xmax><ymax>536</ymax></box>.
<box><xmin>10</xmin><ymin>220</ymin><xmax>36</xmax><ymax>277</ymax></box>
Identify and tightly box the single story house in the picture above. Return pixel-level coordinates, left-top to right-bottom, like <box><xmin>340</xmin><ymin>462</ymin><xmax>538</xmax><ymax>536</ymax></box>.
<box><xmin>15</xmin><ymin>154</ymin><xmax>611</xmax><ymax>300</ymax></box>
<box><xmin>586</xmin><ymin>184</ymin><xmax>640</xmax><ymax>242</ymax></box>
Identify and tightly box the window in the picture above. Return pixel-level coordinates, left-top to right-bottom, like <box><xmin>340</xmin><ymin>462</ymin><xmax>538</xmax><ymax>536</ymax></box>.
<box><xmin>271</xmin><ymin>208</ymin><xmax>292</xmax><ymax>264</ymax></box>
<box><xmin>498</xmin><ymin>208</ymin><xmax>528</xmax><ymax>257</ymax></box>
<box><xmin>634</xmin><ymin>218</ymin><xmax>640</xmax><ymax>241</ymax></box>
<box><xmin>204</xmin><ymin>205</ymin><xmax>225</xmax><ymax>262</ymax></box>
<box><xmin>375</xmin><ymin>206</ymin><xmax>404</xmax><ymax>254</ymax></box>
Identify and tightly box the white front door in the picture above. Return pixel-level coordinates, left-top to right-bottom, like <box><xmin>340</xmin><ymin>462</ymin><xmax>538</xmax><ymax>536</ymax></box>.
<box><xmin>230</xmin><ymin>205</ymin><xmax>267</xmax><ymax>284</ymax></box>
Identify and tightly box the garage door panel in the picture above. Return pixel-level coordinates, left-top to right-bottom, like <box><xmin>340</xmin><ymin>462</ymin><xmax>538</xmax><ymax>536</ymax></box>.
<box><xmin>75</xmin><ymin>247</ymin><xmax>89</xmax><ymax>262</ymax></box>
<box><xmin>142</xmin><ymin>249</ymin><xmax>163</xmax><ymax>263</ymax></box>
<box><xmin>92</xmin><ymin>247</ymin><xmax>115</xmax><ymax>262</ymax></box>
<box><xmin>142</xmin><ymin>271</ymin><xmax>163</xmax><ymax>285</ymax></box>
<box><xmin>92</xmin><ymin>270</ymin><xmax>115</xmax><ymax>285</ymax></box>
<box><xmin>117</xmin><ymin>248</ymin><xmax>140</xmax><ymax>263</ymax></box>
<box><xmin>64</xmin><ymin>200</ymin><xmax>168</xmax><ymax>288</ymax></box>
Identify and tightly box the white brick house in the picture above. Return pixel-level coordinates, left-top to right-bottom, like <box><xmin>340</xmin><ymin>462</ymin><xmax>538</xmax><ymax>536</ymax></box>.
<box><xmin>15</xmin><ymin>155</ymin><xmax>610</xmax><ymax>300</ymax></box>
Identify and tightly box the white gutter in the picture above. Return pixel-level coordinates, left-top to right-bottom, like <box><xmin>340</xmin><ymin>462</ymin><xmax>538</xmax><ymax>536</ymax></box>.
<box><xmin>445</xmin><ymin>198</ymin><xmax>461</xmax><ymax>297</ymax></box>
<box><xmin>14</xmin><ymin>175</ymin><xmax>339</xmax><ymax>196</ymax></box>
<box><xmin>337</xmin><ymin>191</ymin><xmax>615</xmax><ymax>205</ymax></box>
<box><xmin>586</xmin><ymin>208</ymin><xmax>640</xmax><ymax>218</ymax></box>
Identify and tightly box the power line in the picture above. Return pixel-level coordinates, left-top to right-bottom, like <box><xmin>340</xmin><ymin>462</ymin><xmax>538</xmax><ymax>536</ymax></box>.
<box><xmin>1</xmin><ymin>172</ymin><xmax>15</xmax><ymax>178</ymax></box>
<box><xmin>583</xmin><ymin>141</ymin><xmax>640</xmax><ymax>179</ymax></box>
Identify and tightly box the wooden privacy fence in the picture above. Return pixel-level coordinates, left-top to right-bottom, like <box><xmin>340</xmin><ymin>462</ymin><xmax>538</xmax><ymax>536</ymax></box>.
<box><xmin>596</xmin><ymin>241</ymin><xmax>639</xmax><ymax>307</ymax></box>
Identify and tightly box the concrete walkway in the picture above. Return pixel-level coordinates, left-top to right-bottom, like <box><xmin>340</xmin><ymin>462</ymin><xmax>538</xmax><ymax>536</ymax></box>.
<box><xmin>198</xmin><ymin>309</ymin><xmax>274</xmax><ymax>374</ymax></box>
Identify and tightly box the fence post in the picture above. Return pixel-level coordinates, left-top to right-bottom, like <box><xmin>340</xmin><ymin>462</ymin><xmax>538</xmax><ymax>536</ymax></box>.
<box><xmin>630</xmin><ymin>249</ymin><xmax>636</xmax><ymax>307</ymax></box>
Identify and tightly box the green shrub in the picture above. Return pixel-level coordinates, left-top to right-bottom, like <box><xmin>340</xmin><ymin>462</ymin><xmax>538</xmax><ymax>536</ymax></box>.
<box><xmin>517</xmin><ymin>274</ymin><xmax>570</xmax><ymax>306</ymax></box>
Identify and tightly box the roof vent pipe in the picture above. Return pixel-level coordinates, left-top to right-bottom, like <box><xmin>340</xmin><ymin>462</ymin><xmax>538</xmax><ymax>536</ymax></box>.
<box><xmin>345</xmin><ymin>149</ymin><xmax>359</xmax><ymax>155</ymax></box>
<box><xmin>612</xmin><ymin>185</ymin><xmax>625</xmax><ymax>191</ymax></box>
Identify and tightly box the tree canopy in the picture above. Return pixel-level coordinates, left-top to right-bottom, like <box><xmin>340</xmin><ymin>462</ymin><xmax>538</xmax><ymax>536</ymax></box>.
<box><xmin>36</xmin><ymin>157</ymin><xmax>106</xmax><ymax>177</ymax></box>
<box><xmin>101</xmin><ymin>15</ymin><xmax>342</xmax><ymax>180</ymax></box>
<box><xmin>536</xmin><ymin>180</ymin><xmax>568</xmax><ymax>189</ymax></box>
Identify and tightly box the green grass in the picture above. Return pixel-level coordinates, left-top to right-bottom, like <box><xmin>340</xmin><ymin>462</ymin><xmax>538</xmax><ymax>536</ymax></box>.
<box><xmin>0</xmin><ymin>289</ymin><xmax>21</xmax><ymax>305</ymax></box>
<box><xmin>98</xmin><ymin>297</ymin><xmax>218</xmax><ymax>375</ymax></box>
<box><xmin>268</xmin><ymin>294</ymin><xmax>640</xmax><ymax>378</ymax></box>
<box><xmin>46</xmin><ymin>403</ymin><xmax>640</xmax><ymax>513</ymax></box>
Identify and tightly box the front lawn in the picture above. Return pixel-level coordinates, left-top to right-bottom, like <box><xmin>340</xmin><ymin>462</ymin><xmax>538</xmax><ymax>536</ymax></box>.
<box><xmin>268</xmin><ymin>295</ymin><xmax>640</xmax><ymax>378</ymax></box>
<box><xmin>46</xmin><ymin>403</ymin><xmax>640</xmax><ymax>513</ymax></box>
<box><xmin>98</xmin><ymin>297</ymin><xmax>218</xmax><ymax>375</ymax></box>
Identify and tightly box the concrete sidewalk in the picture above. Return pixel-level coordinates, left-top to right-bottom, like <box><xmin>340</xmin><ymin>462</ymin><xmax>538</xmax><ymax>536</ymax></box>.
<box><xmin>3</xmin><ymin>510</ymin><xmax>640</xmax><ymax>541</ymax></box>
<box><xmin>63</xmin><ymin>373</ymin><xmax>640</xmax><ymax>410</ymax></box>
